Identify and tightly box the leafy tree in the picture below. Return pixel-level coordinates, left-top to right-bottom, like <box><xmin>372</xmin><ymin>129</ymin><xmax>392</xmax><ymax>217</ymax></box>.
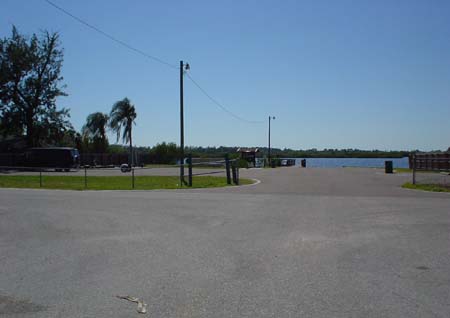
<box><xmin>35</xmin><ymin>107</ymin><xmax>74</xmax><ymax>146</ymax></box>
<box><xmin>82</xmin><ymin>112</ymin><xmax>109</xmax><ymax>153</ymax></box>
<box><xmin>107</xmin><ymin>144</ymin><xmax>128</xmax><ymax>154</ymax></box>
<box><xmin>149</xmin><ymin>142</ymin><xmax>179</xmax><ymax>164</ymax></box>
<box><xmin>0</xmin><ymin>26</ymin><xmax>70</xmax><ymax>147</ymax></box>
<box><xmin>109</xmin><ymin>98</ymin><xmax>137</xmax><ymax>165</ymax></box>
<box><xmin>53</xmin><ymin>129</ymin><xmax>79</xmax><ymax>148</ymax></box>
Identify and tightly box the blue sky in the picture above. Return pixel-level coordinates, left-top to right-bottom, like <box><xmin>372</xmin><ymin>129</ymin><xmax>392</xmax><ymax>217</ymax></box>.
<box><xmin>1</xmin><ymin>0</ymin><xmax>449</xmax><ymax>151</ymax></box>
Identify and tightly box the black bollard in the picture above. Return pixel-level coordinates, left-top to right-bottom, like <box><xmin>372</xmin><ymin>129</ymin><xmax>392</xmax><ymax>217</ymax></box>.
<box><xmin>385</xmin><ymin>161</ymin><xmax>393</xmax><ymax>174</ymax></box>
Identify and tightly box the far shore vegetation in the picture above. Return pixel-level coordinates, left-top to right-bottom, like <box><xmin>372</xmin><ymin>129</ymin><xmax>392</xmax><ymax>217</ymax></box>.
<box><xmin>112</xmin><ymin>144</ymin><xmax>412</xmax><ymax>164</ymax></box>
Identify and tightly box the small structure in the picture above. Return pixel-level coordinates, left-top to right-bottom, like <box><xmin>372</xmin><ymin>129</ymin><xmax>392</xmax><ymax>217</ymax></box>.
<box><xmin>281</xmin><ymin>159</ymin><xmax>297</xmax><ymax>167</ymax></box>
<box><xmin>237</xmin><ymin>147</ymin><xmax>259</xmax><ymax>167</ymax></box>
<box><xmin>409</xmin><ymin>151</ymin><xmax>450</xmax><ymax>185</ymax></box>
<box><xmin>409</xmin><ymin>152</ymin><xmax>450</xmax><ymax>171</ymax></box>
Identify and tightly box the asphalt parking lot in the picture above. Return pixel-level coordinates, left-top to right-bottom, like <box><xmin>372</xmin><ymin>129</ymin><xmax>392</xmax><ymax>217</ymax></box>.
<box><xmin>1</xmin><ymin>167</ymin><xmax>449</xmax><ymax>317</ymax></box>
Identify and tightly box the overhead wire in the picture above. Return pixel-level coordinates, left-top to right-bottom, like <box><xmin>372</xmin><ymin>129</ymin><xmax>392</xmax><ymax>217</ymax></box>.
<box><xmin>186</xmin><ymin>73</ymin><xmax>265</xmax><ymax>124</ymax></box>
<box><xmin>44</xmin><ymin>0</ymin><xmax>266</xmax><ymax>124</ymax></box>
<box><xmin>44</xmin><ymin>0</ymin><xmax>178</xmax><ymax>69</ymax></box>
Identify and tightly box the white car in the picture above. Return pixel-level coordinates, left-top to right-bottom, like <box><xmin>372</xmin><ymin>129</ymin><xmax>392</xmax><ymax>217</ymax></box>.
<box><xmin>120</xmin><ymin>163</ymin><xmax>131</xmax><ymax>173</ymax></box>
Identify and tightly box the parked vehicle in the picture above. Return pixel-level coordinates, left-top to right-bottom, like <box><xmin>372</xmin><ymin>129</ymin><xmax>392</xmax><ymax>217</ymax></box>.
<box><xmin>25</xmin><ymin>147</ymin><xmax>80</xmax><ymax>171</ymax></box>
<box><xmin>120</xmin><ymin>163</ymin><xmax>132</xmax><ymax>173</ymax></box>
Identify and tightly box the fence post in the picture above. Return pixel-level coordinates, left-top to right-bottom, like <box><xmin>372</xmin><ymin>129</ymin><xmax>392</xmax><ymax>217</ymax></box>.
<box><xmin>188</xmin><ymin>154</ymin><xmax>193</xmax><ymax>187</ymax></box>
<box><xmin>39</xmin><ymin>169</ymin><xmax>42</xmax><ymax>188</ymax></box>
<box><xmin>232</xmin><ymin>162</ymin><xmax>237</xmax><ymax>184</ymax></box>
<box><xmin>132</xmin><ymin>167</ymin><xmax>135</xmax><ymax>189</ymax></box>
<box><xmin>412</xmin><ymin>153</ymin><xmax>416</xmax><ymax>185</ymax></box>
<box><xmin>225</xmin><ymin>154</ymin><xmax>231</xmax><ymax>185</ymax></box>
<box><xmin>84</xmin><ymin>166</ymin><xmax>87</xmax><ymax>189</ymax></box>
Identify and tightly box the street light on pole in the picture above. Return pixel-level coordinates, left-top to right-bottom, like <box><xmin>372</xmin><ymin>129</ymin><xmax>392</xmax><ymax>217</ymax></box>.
<box><xmin>180</xmin><ymin>60</ymin><xmax>190</xmax><ymax>186</ymax></box>
<box><xmin>268</xmin><ymin>116</ymin><xmax>275</xmax><ymax>166</ymax></box>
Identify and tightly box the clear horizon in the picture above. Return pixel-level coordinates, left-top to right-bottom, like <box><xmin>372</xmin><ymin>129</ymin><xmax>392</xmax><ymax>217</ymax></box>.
<box><xmin>1</xmin><ymin>0</ymin><xmax>449</xmax><ymax>151</ymax></box>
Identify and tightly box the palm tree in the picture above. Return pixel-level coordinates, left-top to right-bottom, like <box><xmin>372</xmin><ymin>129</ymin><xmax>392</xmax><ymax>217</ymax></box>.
<box><xmin>109</xmin><ymin>98</ymin><xmax>137</xmax><ymax>166</ymax></box>
<box><xmin>82</xmin><ymin>112</ymin><xmax>109</xmax><ymax>153</ymax></box>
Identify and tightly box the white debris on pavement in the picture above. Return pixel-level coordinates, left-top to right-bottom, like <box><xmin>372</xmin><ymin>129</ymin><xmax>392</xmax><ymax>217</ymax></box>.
<box><xmin>116</xmin><ymin>295</ymin><xmax>148</xmax><ymax>314</ymax></box>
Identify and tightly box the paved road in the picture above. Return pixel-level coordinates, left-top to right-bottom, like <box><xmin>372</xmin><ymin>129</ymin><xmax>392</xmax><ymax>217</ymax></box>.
<box><xmin>1</xmin><ymin>168</ymin><xmax>449</xmax><ymax>317</ymax></box>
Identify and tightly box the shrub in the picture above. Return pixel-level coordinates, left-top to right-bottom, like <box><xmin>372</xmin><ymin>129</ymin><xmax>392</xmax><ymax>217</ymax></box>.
<box><xmin>237</xmin><ymin>159</ymin><xmax>249</xmax><ymax>169</ymax></box>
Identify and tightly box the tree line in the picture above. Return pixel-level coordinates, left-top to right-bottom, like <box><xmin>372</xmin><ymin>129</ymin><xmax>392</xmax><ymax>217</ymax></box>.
<box><xmin>183</xmin><ymin>146</ymin><xmax>409</xmax><ymax>159</ymax></box>
<box><xmin>110</xmin><ymin>144</ymin><xmax>410</xmax><ymax>162</ymax></box>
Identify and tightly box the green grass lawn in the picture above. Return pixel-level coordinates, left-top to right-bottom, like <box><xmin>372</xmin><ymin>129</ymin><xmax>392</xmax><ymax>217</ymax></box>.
<box><xmin>144</xmin><ymin>163</ymin><xmax>229</xmax><ymax>169</ymax></box>
<box><xmin>395</xmin><ymin>168</ymin><xmax>446</xmax><ymax>173</ymax></box>
<box><xmin>402</xmin><ymin>182</ymin><xmax>450</xmax><ymax>193</ymax></box>
<box><xmin>0</xmin><ymin>175</ymin><xmax>254</xmax><ymax>190</ymax></box>
<box><xmin>143</xmin><ymin>164</ymin><xmax>177</xmax><ymax>168</ymax></box>
<box><xmin>395</xmin><ymin>168</ymin><xmax>413</xmax><ymax>173</ymax></box>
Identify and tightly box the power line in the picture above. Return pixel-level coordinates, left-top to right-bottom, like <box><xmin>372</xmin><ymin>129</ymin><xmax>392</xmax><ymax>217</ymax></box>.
<box><xmin>186</xmin><ymin>73</ymin><xmax>265</xmax><ymax>124</ymax></box>
<box><xmin>44</xmin><ymin>0</ymin><xmax>178</xmax><ymax>69</ymax></box>
<box><xmin>44</xmin><ymin>0</ymin><xmax>265</xmax><ymax>124</ymax></box>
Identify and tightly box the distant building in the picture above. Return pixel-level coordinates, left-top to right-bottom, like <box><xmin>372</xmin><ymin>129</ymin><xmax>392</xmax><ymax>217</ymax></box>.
<box><xmin>237</xmin><ymin>147</ymin><xmax>260</xmax><ymax>167</ymax></box>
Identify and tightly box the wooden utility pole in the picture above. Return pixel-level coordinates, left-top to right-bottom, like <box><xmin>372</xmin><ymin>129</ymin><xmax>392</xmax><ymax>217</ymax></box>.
<box><xmin>180</xmin><ymin>60</ymin><xmax>184</xmax><ymax>186</ymax></box>
<box><xmin>268</xmin><ymin>116</ymin><xmax>271</xmax><ymax>163</ymax></box>
<box><xmin>268</xmin><ymin>116</ymin><xmax>275</xmax><ymax>164</ymax></box>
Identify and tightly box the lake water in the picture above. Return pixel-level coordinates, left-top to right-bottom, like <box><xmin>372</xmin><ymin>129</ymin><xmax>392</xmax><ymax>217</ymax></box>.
<box><xmin>287</xmin><ymin>157</ymin><xmax>409</xmax><ymax>168</ymax></box>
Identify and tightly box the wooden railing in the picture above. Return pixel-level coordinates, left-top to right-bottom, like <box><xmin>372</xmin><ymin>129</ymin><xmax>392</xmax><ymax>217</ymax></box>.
<box><xmin>409</xmin><ymin>153</ymin><xmax>450</xmax><ymax>171</ymax></box>
<box><xmin>409</xmin><ymin>152</ymin><xmax>450</xmax><ymax>184</ymax></box>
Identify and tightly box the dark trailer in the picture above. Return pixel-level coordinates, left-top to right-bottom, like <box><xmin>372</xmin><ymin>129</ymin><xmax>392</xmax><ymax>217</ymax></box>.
<box><xmin>25</xmin><ymin>147</ymin><xmax>80</xmax><ymax>171</ymax></box>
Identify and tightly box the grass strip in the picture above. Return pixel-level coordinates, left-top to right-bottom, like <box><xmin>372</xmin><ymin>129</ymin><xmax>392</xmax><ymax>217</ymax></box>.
<box><xmin>0</xmin><ymin>175</ymin><xmax>254</xmax><ymax>190</ymax></box>
<box><xmin>395</xmin><ymin>168</ymin><xmax>447</xmax><ymax>173</ymax></box>
<box><xmin>402</xmin><ymin>182</ymin><xmax>450</xmax><ymax>193</ymax></box>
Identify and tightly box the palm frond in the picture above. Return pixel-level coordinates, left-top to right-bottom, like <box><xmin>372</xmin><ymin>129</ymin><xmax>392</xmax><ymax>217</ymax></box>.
<box><xmin>82</xmin><ymin>112</ymin><xmax>109</xmax><ymax>140</ymax></box>
<box><xmin>109</xmin><ymin>97</ymin><xmax>137</xmax><ymax>144</ymax></box>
